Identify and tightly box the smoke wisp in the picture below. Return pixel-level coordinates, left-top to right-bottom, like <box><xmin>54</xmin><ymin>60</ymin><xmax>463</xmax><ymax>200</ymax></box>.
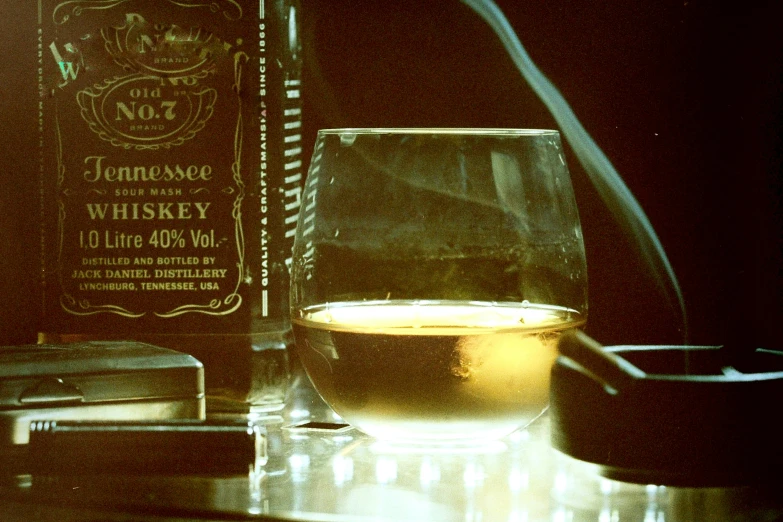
<box><xmin>462</xmin><ymin>0</ymin><xmax>688</xmax><ymax>340</ymax></box>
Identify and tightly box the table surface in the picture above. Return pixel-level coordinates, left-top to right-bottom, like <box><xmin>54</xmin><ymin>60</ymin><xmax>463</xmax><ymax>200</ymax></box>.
<box><xmin>1</xmin><ymin>377</ymin><xmax>782</xmax><ymax>522</ymax></box>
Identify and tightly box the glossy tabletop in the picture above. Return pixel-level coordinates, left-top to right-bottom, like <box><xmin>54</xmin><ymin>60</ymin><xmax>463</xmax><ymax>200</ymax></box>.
<box><xmin>1</xmin><ymin>378</ymin><xmax>782</xmax><ymax>521</ymax></box>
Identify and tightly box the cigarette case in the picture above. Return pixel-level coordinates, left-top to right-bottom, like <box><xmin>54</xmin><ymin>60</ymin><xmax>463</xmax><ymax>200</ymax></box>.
<box><xmin>27</xmin><ymin>419</ymin><xmax>265</xmax><ymax>476</ymax></box>
<box><xmin>0</xmin><ymin>341</ymin><xmax>205</xmax><ymax>445</ymax></box>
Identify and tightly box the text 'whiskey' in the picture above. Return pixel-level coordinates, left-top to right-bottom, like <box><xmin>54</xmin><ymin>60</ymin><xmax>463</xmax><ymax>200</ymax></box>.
<box><xmin>38</xmin><ymin>0</ymin><xmax>303</xmax><ymax>412</ymax></box>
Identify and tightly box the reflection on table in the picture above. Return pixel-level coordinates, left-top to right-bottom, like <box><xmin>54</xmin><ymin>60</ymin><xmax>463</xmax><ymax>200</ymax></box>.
<box><xmin>1</xmin><ymin>377</ymin><xmax>782</xmax><ymax>521</ymax></box>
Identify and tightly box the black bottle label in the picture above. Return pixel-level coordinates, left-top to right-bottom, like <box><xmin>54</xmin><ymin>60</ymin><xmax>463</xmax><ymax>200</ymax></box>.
<box><xmin>39</xmin><ymin>0</ymin><xmax>302</xmax><ymax>335</ymax></box>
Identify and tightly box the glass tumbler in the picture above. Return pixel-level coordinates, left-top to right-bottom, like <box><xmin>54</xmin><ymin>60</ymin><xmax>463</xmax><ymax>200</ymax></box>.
<box><xmin>291</xmin><ymin>129</ymin><xmax>587</xmax><ymax>443</ymax></box>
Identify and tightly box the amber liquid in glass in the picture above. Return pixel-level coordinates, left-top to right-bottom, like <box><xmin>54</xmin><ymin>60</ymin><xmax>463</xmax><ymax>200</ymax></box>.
<box><xmin>293</xmin><ymin>300</ymin><xmax>583</xmax><ymax>442</ymax></box>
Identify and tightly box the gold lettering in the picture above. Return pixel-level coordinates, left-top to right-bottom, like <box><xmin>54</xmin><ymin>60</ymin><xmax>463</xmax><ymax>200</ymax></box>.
<box><xmin>71</xmin><ymin>269</ymin><xmax>102</xmax><ymax>279</ymax></box>
<box><xmin>82</xmin><ymin>156</ymin><xmax>212</xmax><ymax>183</ymax></box>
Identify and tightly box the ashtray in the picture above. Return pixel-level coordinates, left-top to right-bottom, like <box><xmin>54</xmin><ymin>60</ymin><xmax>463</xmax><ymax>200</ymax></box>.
<box><xmin>550</xmin><ymin>330</ymin><xmax>783</xmax><ymax>486</ymax></box>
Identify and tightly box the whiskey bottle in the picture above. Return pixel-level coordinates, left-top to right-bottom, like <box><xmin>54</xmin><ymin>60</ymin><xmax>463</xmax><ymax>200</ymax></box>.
<box><xmin>37</xmin><ymin>0</ymin><xmax>303</xmax><ymax>413</ymax></box>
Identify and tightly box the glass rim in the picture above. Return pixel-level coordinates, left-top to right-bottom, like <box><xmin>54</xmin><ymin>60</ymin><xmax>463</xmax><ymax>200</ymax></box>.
<box><xmin>317</xmin><ymin>128</ymin><xmax>559</xmax><ymax>136</ymax></box>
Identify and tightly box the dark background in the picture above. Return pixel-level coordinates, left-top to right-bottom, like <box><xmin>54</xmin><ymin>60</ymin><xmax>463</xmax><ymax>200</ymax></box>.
<box><xmin>2</xmin><ymin>0</ymin><xmax>781</xmax><ymax>349</ymax></box>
